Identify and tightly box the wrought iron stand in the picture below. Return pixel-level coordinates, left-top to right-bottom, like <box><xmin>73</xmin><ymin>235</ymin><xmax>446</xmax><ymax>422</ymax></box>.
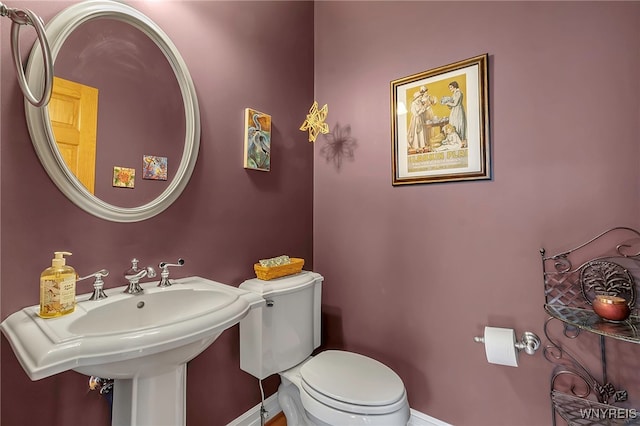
<box><xmin>541</xmin><ymin>227</ymin><xmax>640</xmax><ymax>425</ymax></box>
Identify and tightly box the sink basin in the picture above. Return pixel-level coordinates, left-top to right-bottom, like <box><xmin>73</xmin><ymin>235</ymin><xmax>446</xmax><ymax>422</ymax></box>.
<box><xmin>68</xmin><ymin>284</ymin><xmax>240</xmax><ymax>336</ymax></box>
<box><xmin>1</xmin><ymin>276</ymin><xmax>265</xmax><ymax>425</ymax></box>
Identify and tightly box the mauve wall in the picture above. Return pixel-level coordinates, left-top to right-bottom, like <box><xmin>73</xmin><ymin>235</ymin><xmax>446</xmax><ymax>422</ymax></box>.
<box><xmin>3</xmin><ymin>2</ymin><xmax>640</xmax><ymax>426</ymax></box>
<box><xmin>1</xmin><ymin>1</ymin><xmax>313</xmax><ymax>425</ymax></box>
<box><xmin>313</xmin><ymin>2</ymin><xmax>640</xmax><ymax>426</ymax></box>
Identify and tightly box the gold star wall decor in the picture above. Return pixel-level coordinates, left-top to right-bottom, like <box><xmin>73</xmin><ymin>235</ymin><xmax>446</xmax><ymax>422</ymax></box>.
<box><xmin>300</xmin><ymin>101</ymin><xmax>329</xmax><ymax>142</ymax></box>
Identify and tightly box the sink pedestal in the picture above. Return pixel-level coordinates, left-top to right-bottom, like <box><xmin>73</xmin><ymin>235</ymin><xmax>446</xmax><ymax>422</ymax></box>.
<box><xmin>111</xmin><ymin>365</ymin><xmax>186</xmax><ymax>426</ymax></box>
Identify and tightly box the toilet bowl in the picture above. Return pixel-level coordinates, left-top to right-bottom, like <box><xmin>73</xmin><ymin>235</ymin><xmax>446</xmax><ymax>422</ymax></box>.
<box><xmin>278</xmin><ymin>350</ymin><xmax>410</xmax><ymax>425</ymax></box>
<box><xmin>239</xmin><ymin>271</ymin><xmax>410</xmax><ymax>426</ymax></box>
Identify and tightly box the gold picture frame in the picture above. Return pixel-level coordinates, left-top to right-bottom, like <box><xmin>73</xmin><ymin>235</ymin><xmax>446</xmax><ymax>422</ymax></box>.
<box><xmin>391</xmin><ymin>54</ymin><xmax>490</xmax><ymax>185</ymax></box>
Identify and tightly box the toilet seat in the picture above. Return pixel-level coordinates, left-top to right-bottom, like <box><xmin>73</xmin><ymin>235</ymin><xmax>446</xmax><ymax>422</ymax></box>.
<box><xmin>300</xmin><ymin>350</ymin><xmax>407</xmax><ymax>415</ymax></box>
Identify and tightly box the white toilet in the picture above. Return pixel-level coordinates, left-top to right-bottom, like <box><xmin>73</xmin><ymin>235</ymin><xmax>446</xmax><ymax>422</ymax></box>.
<box><xmin>239</xmin><ymin>271</ymin><xmax>410</xmax><ymax>426</ymax></box>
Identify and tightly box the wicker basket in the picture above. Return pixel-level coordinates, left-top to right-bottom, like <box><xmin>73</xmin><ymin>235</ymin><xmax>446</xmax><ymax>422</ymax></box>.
<box><xmin>254</xmin><ymin>258</ymin><xmax>304</xmax><ymax>280</ymax></box>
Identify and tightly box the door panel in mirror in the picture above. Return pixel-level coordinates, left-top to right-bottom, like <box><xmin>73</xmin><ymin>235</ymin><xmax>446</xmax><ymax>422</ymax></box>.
<box><xmin>50</xmin><ymin>77</ymin><xmax>98</xmax><ymax>194</ymax></box>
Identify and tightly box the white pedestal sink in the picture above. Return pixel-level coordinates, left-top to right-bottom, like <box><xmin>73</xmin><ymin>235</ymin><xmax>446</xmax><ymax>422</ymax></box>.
<box><xmin>1</xmin><ymin>276</ymin><xmax>265</xmax><ymax>426</ymax></box>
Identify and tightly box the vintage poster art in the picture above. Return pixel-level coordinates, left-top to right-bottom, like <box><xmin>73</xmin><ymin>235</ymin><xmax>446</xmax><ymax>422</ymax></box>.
<box><xmin>391</xmin><ymin>54</ymin><xmax>490</xmax><ymax>185</ymax></box>
<box><xmin>243</xmin><ymin>108</ymin><xmax>272</xmax><ymax>171</ymax></box>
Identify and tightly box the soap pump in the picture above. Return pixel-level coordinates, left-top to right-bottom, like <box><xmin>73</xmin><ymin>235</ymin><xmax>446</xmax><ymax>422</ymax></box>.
<box><xmin>39</xmin><ymin>251</ymin><xmax>77</xmax><ymax>318</ymax></box>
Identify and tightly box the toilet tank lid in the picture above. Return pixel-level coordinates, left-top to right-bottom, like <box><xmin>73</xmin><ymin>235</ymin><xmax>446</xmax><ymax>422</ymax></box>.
<box><xmin>300</xmin><ymin>350</ymin><xmax>406</xmax><ymax>407</ymax></box>
<box><xmin>239</xmin><ymin>271</ymin><xmax>323</xmax><ymax>297</ymax></box>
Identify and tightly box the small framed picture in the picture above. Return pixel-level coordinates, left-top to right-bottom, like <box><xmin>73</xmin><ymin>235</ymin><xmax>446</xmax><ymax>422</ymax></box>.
<box><xmin>243</xmin><ymin>108</ymin><xmax>271</xmax><ymax>171</ymax></box>
<box><xmin>391</xmin><ymin>54</ymin><xmax>491</xmax><ymax>185</ymax></box>
<box><xmin>142</xmin><ymin>155</ymin><xmax>168</xmax><ymax>181</ymax></box>
<box><xmin>113</xmin><ymin>166</ymin><xmax>135</xmax><ymax>188</ymax></box>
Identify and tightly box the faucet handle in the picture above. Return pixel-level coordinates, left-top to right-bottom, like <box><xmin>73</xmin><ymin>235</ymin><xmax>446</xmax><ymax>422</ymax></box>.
<box><xmin>127</xmin><ymin>258</ymin><xmax>140</xmax><ymax>272</ymax></box>
<box><xmin>158</xmin><ymin>258</ymin><xmax>185</xmax><ymax>287</ymax></box>
<box><xmin>78</xmin><ymin>269</ymin><xmax>109</xmax><ymax>300</ymax></box>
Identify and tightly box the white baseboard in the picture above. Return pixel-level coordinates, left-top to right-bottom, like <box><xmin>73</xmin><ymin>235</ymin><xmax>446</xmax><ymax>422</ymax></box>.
<box><xmin>227</xmin><ymin>394</ymin><xmax>451</xmax><ymax>426</ymax></box>
<box><xmin>408</xmin><ymin>408</ymin><xmax>453</xmax><ymax>426</ymax></box>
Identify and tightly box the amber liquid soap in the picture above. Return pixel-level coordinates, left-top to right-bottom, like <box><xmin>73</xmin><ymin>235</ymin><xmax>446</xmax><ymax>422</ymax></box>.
<box><xmin>39</xmin><ymin>251</ymin><xmax>76</xmax><ymax>318</ymax></box>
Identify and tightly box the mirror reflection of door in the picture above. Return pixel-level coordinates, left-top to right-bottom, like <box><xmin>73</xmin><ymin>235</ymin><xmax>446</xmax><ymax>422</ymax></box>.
<box><xmin>49</xmin><ymin>76</ymin><xmax>99</xmax><ymax>194</ymax></box>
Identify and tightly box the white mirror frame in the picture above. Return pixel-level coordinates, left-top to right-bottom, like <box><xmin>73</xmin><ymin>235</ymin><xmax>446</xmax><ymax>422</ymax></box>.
<box><xmin>24</xmin><ymin>0</ymin><xmax>200</xmax><ymax>222</ymax></box>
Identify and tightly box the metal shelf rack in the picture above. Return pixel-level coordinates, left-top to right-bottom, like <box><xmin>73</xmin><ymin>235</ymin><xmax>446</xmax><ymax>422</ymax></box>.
<box><xmin>542</xmin><ymin>227</ymin><xmax>640</xmax><ymax>426</ymax></box>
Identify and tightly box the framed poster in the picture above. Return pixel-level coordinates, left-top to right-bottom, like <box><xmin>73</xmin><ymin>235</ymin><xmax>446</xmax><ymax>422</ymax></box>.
<box><xmin>391</xmin><ymin>54</ymin><xmax>490</xmax><ymax>185</ymax></box>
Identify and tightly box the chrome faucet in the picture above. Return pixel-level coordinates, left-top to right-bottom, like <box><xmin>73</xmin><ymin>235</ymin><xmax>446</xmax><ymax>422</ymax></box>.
<box><xmin>157</xmin><ymin>258</ymin><xmax>185</xmax><ymax>287</ymax></box>
<box><xmin>124</xmin><ymin>258</ymin><xmax>156</xmax><ymax>295</ymax></box>
<box><xmin>77</xmin><ymin>269</ymin><xmax>109</xmax><ymax>301</ymax></box>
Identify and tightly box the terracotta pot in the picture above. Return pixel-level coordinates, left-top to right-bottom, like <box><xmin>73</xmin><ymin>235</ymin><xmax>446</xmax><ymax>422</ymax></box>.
<box><xmin>592</xmin><ymin>295</ymin><xmax>630</xmax><ymax>322</ymax></box>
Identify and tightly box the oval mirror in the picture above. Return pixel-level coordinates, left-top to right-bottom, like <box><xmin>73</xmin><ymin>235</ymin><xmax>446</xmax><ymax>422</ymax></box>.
<box><xmin>24</xmin><ymin>0</ymin><xmax>200</xmax><ymax>222</ymax></box>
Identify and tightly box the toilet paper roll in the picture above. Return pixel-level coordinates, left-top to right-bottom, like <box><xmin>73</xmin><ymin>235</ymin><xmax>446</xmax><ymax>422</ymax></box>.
<box><xmin>483</xmin><ymin>326</ymin><xmax>518</xmax><ymax>367</ymax></box>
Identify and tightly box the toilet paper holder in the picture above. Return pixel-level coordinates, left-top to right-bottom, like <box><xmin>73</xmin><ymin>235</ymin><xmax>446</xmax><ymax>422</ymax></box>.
<box><xmin>474</xmin><ymin>330</ymin><xmax>541</xmax><ymax>355</ymax></box>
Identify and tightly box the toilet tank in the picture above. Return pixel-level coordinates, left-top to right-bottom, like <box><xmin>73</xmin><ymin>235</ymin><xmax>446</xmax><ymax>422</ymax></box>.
<box><xmin>239</xmin><ymin>271</ymin><xmax>323</xmax><ymax>380</ymax></box>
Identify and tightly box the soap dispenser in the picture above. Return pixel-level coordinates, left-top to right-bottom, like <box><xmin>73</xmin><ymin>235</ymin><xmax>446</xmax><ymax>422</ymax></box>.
<box><xmin>39</xmin><ymin>251</ymin><xmax>77</xmax><ymax>318</ymax></box>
